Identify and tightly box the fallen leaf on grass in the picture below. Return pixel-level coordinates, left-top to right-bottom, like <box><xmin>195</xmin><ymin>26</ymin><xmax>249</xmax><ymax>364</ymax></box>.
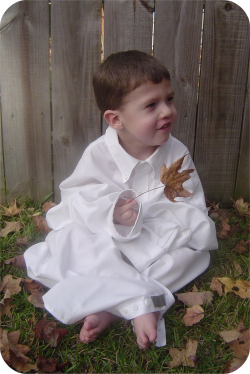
<box><xmin>176</xmin><ymin>290</ymin><xmax>213</xmax><ymax>307</ymax></box>
<box><xmin>36</xmin><ymin>356</ymin><xmax>68</xmax><ymax>373</ymax></box>
<box><xmin>182</xmin><ymin>305</ymin><xmax>204</xmax><ymax>326</ymax></box>
<box><xmin>42</xmin><ymin>201</ymin><xmax>56</xmax><ymax>213</ymax></box>
<box><xmin>4</xmin><ymin>254</ymin><xmax>26</xmax><ymax>269</ymax></box>
<box><xmin>231</xmin><ymin>197</ymin><xmax>250</xmax><ymax>217</ymax></box>
<box><xmin>0</xmin><ymin>274</ymin><xmax>22</xmax><ymax>296</ymax></box>
<box><xmin>0</xmin><ymin>328</ymin><xmax>37</xmax><ymax>372</ymax></box>
<box><xmin>217</xmin><ymin>217</ymin><xmax>231</xmax><ymax>239</ymax></box>
<box><xmin>0</xmin><ymin>199</ymin><xmax>23</xmax><ymax>217</ymax></box>
<box><xmin>168</xmin><ymin>339</ymin><xmax>198</xmax><ymax>368</ymax></box>
<box><xmin>232</xmin><ymin>260</ymin><xmax>242</xmax><ymax>275</ymax></box>
<box><xmin>0</xmin><ymin>221</ymin><xmax>24</xmax><ymax>237</ymax></box>
<box><xmin>220</xmin><ymin>322</ymin><xmax>250</xmax><ymax>373</ymax></box>
<box><xmin>160</xmin><ymin>155</ymin><xmax>195</xmax><ymax>203</ymax></box>
<box><xmin>35</xmin><ymin>315</ymin><xmax>68</xmax><ymax>347</ymax></box>
<box><xmin>27</xmin><ymin>290</ymin><xmax>45</xmax><ymax>308</ymax></box>
<box><xmin>235</xmin><ymin>240</ymin><xmax>250</xmax><ymax>254</ymax></box>
<box><xmin>0</xmin><ymin>290</ymin><xmax>13</xmax><ymax>318</ymax></box>
<box><xmin>210</xmin><ymin>277</ymin><xmax>250</xmax><ymax>299</ymax></box>
<box><xmin>23</xmin><ymin>279</ymin><xmax>46</xmax><ymax>293</ymax></box>
<box><xmin>232</xmin><ymin>279</ymin><xmax>250</xmax><ymax>299</ymax></box>
<box><xmin>16</xmin><ymin>236</ymin><xmax>29</xmax><ymax>246</ymax></box>
<box><xmin>33</xmin><ymin>216</ymin><xmax>51</xmax><ymax>234</ymax></box>
<box><xmin>223</xmin><ymin>357</ymin><xmax>247</xmax><ymax>373</ymax></box>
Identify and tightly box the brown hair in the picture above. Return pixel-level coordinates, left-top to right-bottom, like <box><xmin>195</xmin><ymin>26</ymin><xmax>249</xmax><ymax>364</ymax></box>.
<box><xmin>93</xmin><ymin>50</ymin><xmax>170</xmax><ymax>113</ymax></box>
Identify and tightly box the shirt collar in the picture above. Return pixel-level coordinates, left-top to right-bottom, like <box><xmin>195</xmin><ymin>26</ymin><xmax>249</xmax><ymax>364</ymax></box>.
<box><xmin>104</xmin><ymin>126</ymin><xmax>171</xmax><ymax>183</ymax></box>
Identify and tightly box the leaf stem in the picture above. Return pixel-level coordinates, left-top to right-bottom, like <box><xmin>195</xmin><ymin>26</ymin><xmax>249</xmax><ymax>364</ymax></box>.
<box><xmin>131</xmin><ymin>185</ymin><xmax>165</xmax><ymax>201</ymax></box>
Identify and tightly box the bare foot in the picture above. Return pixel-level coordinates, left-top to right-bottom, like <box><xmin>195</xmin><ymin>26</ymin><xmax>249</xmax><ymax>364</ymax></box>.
<box><xmin>79</xmin><ymin>311</ymin><xmax>118</xmax><ymax>343</ymax></box>
<box><xmin>133</xmin><ymin>312</ymin><xmax>159</xmax><ymax>349</ymax></box>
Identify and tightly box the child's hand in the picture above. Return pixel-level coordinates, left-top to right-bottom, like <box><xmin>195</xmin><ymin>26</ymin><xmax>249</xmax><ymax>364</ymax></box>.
<box><xmin>113</xmin><ymin>199</ymin><xmax>138</xmax><ymax>226</ymax></box>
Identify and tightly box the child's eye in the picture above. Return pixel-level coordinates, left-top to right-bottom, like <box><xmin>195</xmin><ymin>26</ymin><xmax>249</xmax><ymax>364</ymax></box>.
<box><xmin>146</xmin><ymin>102</ymin><xmax>156</xmax><ymax>108</ymax></box>
<box><xmin>167</xmin><ymin>96</ymin><xmax>174</xmax><ymax>102</ymax></box>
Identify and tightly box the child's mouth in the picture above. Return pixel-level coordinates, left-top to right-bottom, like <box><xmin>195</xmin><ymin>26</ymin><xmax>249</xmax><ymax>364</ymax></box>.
<box><xmin>158</xmin><ymin>123</ymin><xmax>171</xmax><ymax>130</ymax></box>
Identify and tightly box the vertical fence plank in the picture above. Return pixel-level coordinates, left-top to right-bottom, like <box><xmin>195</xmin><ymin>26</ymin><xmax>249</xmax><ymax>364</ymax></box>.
<box><xmin>102</xmin><ymin>0</ymin><xmax>154</xmax><ymax>132</ymax></box>
<box><xmin>234</xmin><ymin>65</ymin><xmax>249</xmax><ymax>201</ymax></box>
<box><xmin>0</xmin><ymin>104</ymin><xmax>5</xmax><ymax>204</ymax></box>
<box><xmin>0</xmin><ymin>1</ymin><xmax>51</xmax><ymax>203</ymax></box>
<box><xmin>104</xmin><ymin>0</ymin><xmax>154</xmax><ymax>56</ymax></box>
<box><xmin>194</xmin><ymin>1</ymin><xmax>249</xmax><ymax>206</ymax></box>
<box><xmin>51</xmin><ymin>0</ymin><xmax>102</xmax><ymax>202</ymax></box>
<box><xmin>154</xmin><ymin>0</ymin><xmax>203</xmax><ymax>154</ymax></box>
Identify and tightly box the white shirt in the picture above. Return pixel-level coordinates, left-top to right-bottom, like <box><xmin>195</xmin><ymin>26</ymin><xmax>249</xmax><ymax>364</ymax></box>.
<box><xmin>24</xmin><ymin>127</ymin><xmax>218</xmax><ymax>347</ymax></box>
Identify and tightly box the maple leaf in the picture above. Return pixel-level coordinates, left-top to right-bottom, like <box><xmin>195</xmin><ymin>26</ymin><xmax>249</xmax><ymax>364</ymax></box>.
<box><xmin>210</xmin><ymin>277</ymin><xmax>250</xmax><ymax>299</ymax></box>
<box><xmin>182</xmin><ymin>305</ymin><xmax>204</xmax><ymax>326</ymax></box>
<box><xmin>0</xmin><ymin>199</ymin><xmax>23</xmax><ymax>217</ymax></box>
<box><xmin>160</xmin><ymin>155</ymin><xmax>195</xmax><ymax>203</ymax></box>
<box><xmin>0</xmin><ymin>221</ymin><xmax>24</xmax><ymax>237</ymax></box>
<box><xmin>176</xmin><ymin>290</ymin><xmax>213</xmax><ymax>307</ymax></box>
<box><xmin>231</xmin><ymin>197</ymin><xmax>250</xmax><ymax>216</ymax></box>
<box><xmin>168</xmin><ymin>339</ymin><xmax>198</xmax><ymax>368</ymax></box>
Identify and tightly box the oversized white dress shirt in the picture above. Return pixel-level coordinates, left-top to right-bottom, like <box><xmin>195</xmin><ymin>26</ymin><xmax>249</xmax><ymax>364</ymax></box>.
<box><xmin>24</xmin><ymin>126</ymin><xmax>218</xmax><ymax>346</ymax></box>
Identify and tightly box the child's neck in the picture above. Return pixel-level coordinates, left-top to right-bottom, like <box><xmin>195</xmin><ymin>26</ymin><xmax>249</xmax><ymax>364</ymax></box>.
<box><xmin>118</xmin><ymin>136</ymin><xmax>158</xmax><ymax>161</ymax></box>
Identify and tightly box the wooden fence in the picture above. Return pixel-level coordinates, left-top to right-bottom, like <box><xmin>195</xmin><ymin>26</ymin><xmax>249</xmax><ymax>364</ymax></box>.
<box><xmin>0</xmin><ymin>0</ymin><xmax>249</xmax><ymax>206</ymax></box>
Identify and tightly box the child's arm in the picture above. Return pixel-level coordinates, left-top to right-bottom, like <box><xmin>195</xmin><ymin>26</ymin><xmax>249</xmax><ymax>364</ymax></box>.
<box><xmin>113</xmin><ymin>199</ymin><xmax>138</xmax><ymax>226</ymax></box>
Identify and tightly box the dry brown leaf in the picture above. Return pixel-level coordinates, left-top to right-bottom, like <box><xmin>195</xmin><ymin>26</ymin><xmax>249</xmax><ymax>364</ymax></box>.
<box><xmin>42</xmin><ymin>201</ymin><xmax>56</xmax><ymax>213</ymax></box>
<box><xmin>0</xmin><ymin>221</ymin><xmax>24</xmax><ymax>237</ymax></box>
<box><xmin>160</xmin><ymin>155</ymin><xmax>195</xmax><ymax>203</ymax></box>
<box><xmin>35</xmin><ymin>316</ymin><xmax>68</xmax><ymax>347</ymax></box>
<box><xmin>27</xmin><ymin>290</ymin><xmax>46</xmax><ymax>309</ymax></box>
<box><xmin>9</xmin><ymin>349</ymin><xmax>38</xmax><ymax>373</ymax></box>
<box><xmin>182</xmin><ymin>305</ymin><xmax>204</xmax><ymax>326</ymax></box>
<box><xmin>231</xmin><ymin>197</ymin><xmax>250</xmax><ymax>216</ymax></box>
<box><xmin>36</xmin><ymin>356</ymin><xmax>58</xmax><ymax>372</ymax></box>
<box><xmin>217</xmin><ymin>217</ymin><xmax>231</xmax><ymax>239</ymax></box>
<box><xmin>176</xmin><ymin>290</ymin><xmax>213</xmax><ymax>307</ymax></box>
<box><xmin>223</xmin><ymin>357</ymin><xmax>247</xmax><ymax>373</ymax></box>
<box><xmin>4</xmin><ymin>254</ymin><xmax>26</xmax><ymax>269</ymax></box>
<box><xmin>23</xmin><ymin>279</ymin><xmax>46</xmax><ymax>294</ymax></box>
<box><xmin>218</xmin><ymin>277</ymin><xmax>236</xmax><ymax>294</ymax></box>
<box><xmin>210</xmin><ymin>277</ymin><xmax>224</xmax><ymax>296</ymax></box>
<box><xmin>219</xmin><ymin>329</ymin><xmax>244</xmax><ymax>343</ymax></box>
<box><xmin>228</xmin><ymin>329</ymin><xmax>250</xmax><ymax>358</ymax></box>
<box><xmin>0</xmin><ymin>199</ymin><xmax>23</xmax><ymax>217</ymax></box>
<box><xmin>168</xmin><ymin>339</ymin><xmax>198</xmax><ymax>368</ymax></box>
<box><xmin>0</xmin><ymin>274</ymin><xmax>22</xmax><ymax>296</ymax></box>
<box><xmin>235</xmin><ymin>240</ymin><xmax>250</xmax><ymax>254</ymax></box>
<box><xmin>0</xmin><ymin>290</ymin><xmax>13</xmax><ymax>318</ymax></box>
<box><xmin>0</xmin><ymin>328</ymin><xmax>33</xmax><ymax>369</ymax></box>
<box><xmin>33</xmin><ymin>216</ymin><xmax>51</xmax><ymax>234</ymax></box>
<box><xmin>232</xmin><ymin>279</ymin><xmax>250</xmax><ymax>299</ymax></box>
<box><xmin>232</xmin><ymin>260</ymin><xmax>242</xmax><ymax>275</ymax></box>
<box><xmin>16</xmin><ymin>236</ymin><xmax>29</xmax><ymax>247</ymax></box>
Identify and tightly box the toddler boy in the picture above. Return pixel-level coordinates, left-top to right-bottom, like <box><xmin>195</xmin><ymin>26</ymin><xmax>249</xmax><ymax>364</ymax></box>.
<box><xmin>24</xmin><ymin>50</ymin><xmax>218</xmax><ymax>349</ymax></box>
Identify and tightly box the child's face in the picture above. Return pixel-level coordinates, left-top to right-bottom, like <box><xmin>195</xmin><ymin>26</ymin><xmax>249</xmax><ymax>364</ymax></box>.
<box><xmin>114</xmin><ymin>79</ymin><xmax>177</xmax><ymax>159</ymax></box>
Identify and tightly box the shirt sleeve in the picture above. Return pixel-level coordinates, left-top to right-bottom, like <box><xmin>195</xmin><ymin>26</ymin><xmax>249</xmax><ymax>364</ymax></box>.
<box><xmin>46</xmin><ymin>144</ymin><xmax>143</xmax><ymax>242</ymax></box>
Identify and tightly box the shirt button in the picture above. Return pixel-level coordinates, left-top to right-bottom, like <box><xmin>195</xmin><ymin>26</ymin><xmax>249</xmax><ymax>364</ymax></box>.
<box><xmin>122</xmin><ymin>308</ymin><xmax>128</xmax><ymax>314</ymax></box>
<box><xmin>132</xmin><ymin>304</ymin><xmax>138</xmax><ymax>311</ymax></box>
<box><xmin>123</xmin><ymin>174</ymin><xmax>128</xmax><ymax>179</ymax></box>
<box><xmin>145</xmin><ymin>298</ymin><xmax>151</xmax><ymax>306</ymax></box>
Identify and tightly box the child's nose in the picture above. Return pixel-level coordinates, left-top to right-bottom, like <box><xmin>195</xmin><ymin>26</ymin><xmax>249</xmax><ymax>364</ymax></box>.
<box><xmin>159</xmin><ymin>102</ymin><xmax>172</xmax><ymax>118</ymax></box>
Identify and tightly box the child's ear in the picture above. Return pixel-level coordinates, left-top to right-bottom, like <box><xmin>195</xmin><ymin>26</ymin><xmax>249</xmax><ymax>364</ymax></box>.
<box><xmin>104</xmin><ymin>110</ymin><xmax>124</xmax><ymax>129</ymax></box>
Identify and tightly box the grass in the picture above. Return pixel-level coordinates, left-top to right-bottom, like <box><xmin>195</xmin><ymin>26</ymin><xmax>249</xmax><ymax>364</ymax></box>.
<box><xmin>0</xmin><ymin>197</ymin><xmax>249</xmax><ymax>373</ymax></box>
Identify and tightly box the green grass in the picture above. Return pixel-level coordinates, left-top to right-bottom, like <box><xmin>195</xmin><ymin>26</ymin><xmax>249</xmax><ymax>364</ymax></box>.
<box><xmin>0</xmin><ymin>197</ymin><xmax>249</xmax><ymax>373</ymax></box>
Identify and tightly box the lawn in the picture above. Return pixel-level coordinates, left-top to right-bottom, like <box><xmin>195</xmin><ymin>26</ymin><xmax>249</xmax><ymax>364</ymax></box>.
<box><xmin>0</xmin><ymin>197</ymin><xmax>249</xmax><ymax>373</ymax></box>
